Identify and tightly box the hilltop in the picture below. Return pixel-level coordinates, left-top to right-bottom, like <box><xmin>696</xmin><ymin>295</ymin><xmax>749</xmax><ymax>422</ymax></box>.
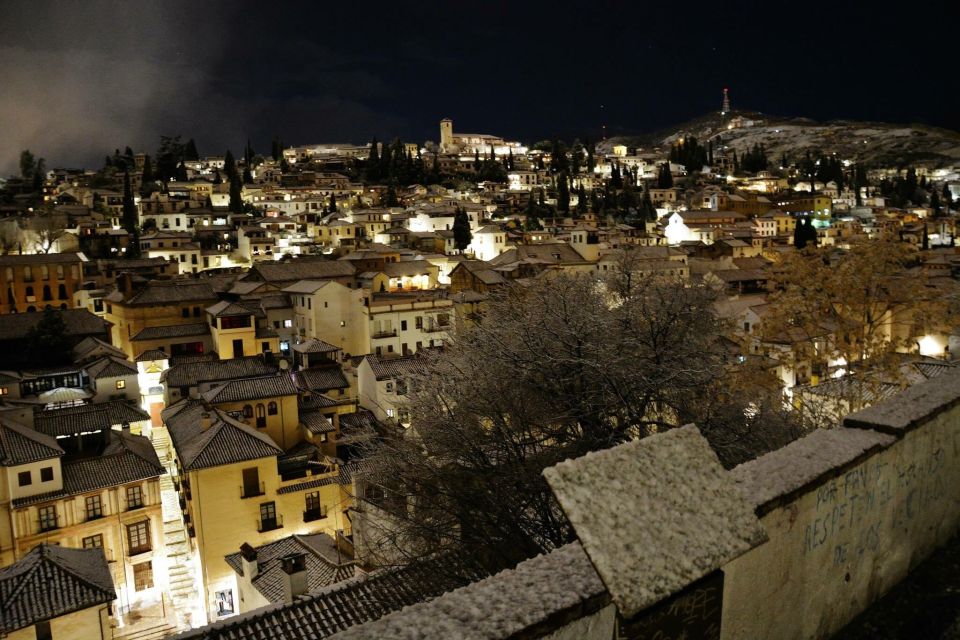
<box><xmin>602</xmin><ymin>111</ymin><xmax>960</xmax><ymax>168</ymax></box>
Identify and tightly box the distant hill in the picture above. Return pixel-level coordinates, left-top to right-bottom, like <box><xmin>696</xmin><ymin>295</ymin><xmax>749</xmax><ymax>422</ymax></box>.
<box><xmin>601</xmin><ymin>111</ymin><xmax>960</xmax><ymax>168</ymax></box>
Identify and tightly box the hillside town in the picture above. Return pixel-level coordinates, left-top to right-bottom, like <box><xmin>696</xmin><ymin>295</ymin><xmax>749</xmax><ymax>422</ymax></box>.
<box><xmin>1</xmin><ymin>103</ymin><xmax>959</xmax><ymax>640</ymax></box>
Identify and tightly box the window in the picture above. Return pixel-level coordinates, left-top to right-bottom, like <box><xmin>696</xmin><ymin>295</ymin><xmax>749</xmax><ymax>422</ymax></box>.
<box><xmin>18</xmin><ymin>471</ymin><xmax>31</xmax><ymax>487</ymax></box>
<box><xmin>40</xmin><ymin>466</ymin><xmax>53</xmax><ymax>482</ymax></box>
<box><xmin>116</xmin><ymin>379</ymin><xmax>126</xmax><ymax>390</ymax></box>
<box><xmin>262</xmin><ymin>341</ymin><xmax>270</xmax><ymax>353</ymax></box>
<box><xmin>256</xmin><ymin>404</ymin><xmax>266</xmax><ymax>428</ymax></box>
<box><xmin>85</xmin><ymin>495</ymin><xmax>103</xmax><ymax>520</ymax></box>
<box><xmin>304</xmin><ymin>492</ymin><xmax>325</xmax><ymax>521</ymax></box>
<box><xmin>216</xmin><ymin>589</ymin><xmax>235</xmax><ymax>616</ymax></box>
<box><xmin>385</xmin><ymin>382</ymin><xmax>393</xmax><ymax>393</ymax></box>
<box><xmin>133</xmin><ymin>561</ymin><xmax>154</xmax><ymax>591</ymax></box>
<box><xmin>127</xmin><ymin>485</ymin><xmax>144</xmax><ymax>509</ymax></box>
<box><xmin>182</xmin><ymin>307</ymin><xmax>189</xmax><ymax>318</ymax></box>
<box><xmin>243</xmin><ymin>404</ymin><xmax>253</xmax><ymax>418</ymax></box>
<box><xmin>220</xmin><ymin>315</ymin><xmax>251</xmax><ymax>329</ymax></box>
<box><xmin>415</xmin><ymin>316</ymin><xmax>423</xmax><ymax>329</ymax></box>
<box><xmin>83</xmin><ymin>534</ymin><xmax>103</xmax><ymax>549</ymax></box>
<box><xmin>401</xmin><ymin>320</ymin><xmax>407</xmax><ymax>331</ymax></box>
<box><xmin>267</xmin><ymin>401</ymin><xmax>278</xmax><ymax>415</ymax></box>
<box><xmin>127</xmin><ymin>520</ymin><xmax>151</xmax><ymax>555</ymax></box>
<box><xmin>193</xmin><ymin>306</ymin><xmax>201</xmax><ymax>317</ymax></box>
<box><xmin>283</xmin><ymin>319</ymin><xmax>293</xmax><ymax>328</ymax></box>
<box><xmin>38</xmin><ymin>506</ymin><xmax>57</xmax><ymax>531</ymax></box>
<box><xmin>259</xmin><ymin>501</ymin><xmax>278</xmax><ymax>531</ymax></box>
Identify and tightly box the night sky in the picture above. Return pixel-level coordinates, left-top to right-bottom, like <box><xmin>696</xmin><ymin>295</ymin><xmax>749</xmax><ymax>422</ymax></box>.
<box><xmin>1</xmin><ymin>0</ymin><xmax>958</xmax><ymax>174</ymax></box>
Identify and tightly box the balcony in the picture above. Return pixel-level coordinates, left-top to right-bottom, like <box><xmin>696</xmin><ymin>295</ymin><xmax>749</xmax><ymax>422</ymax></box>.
<box><xmin>303</xmin><ymin>507</ymin><xmax>327</xmax><ymax>523</ymax></box>
<box><xmin>372</xmin><ymin>329</ymin><xmax>397</xmax><ymax>339</ymax></box>
<box><xmin>422</xmin><ymin>324</ymin><xmax>449</xmax><ymax>333</ymax></box>
<box><xmin>241</xmin><ymin>481</ymin><xmax>266</xmax><ymax>499</ymax></box>
<box><xmin>126</xmin><ymin>500</ymin><xmax>144</xmax><ymax>512</ymax></box>
<box><xmin>128</xmin><ymin>542</ymin><xmax>151</xmax><ymax>556</ymax></box>
<box><xmin>257</xmin><ymin>514</ymin><xmax>284</xmax><ymax>533</ymax></box>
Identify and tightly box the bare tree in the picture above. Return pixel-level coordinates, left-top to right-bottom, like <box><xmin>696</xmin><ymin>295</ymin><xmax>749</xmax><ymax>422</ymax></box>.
<box><xmin>0</xmin><ymin>219</ymin><xmax>21</xmax><ymax>255</ymax></box>
<box><xmin>355</xmin><ymin>265</ymin><xmax>804</xmax><ymax>572</ymax></box>
<box><xmin>28</xmin><ymin>213</ymin><xmax>67</xmax><ymax>254</ymax></box>
<box><xmin>761</xmin><ymin>234</ymin><xmax>950</xmax><ymax>421</ymax></box>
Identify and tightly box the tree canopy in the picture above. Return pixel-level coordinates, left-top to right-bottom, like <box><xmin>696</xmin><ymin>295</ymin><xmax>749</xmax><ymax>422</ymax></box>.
<box><xmin>357</xmin><ymin>261</ymin><xmax>801</xmax><ymax>571</ymax></box>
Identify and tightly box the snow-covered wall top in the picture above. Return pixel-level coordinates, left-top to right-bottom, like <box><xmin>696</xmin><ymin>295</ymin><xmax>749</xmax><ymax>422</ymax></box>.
<box><xmin>544</xmin><ymin>424</ymin><xmax>767</xmax><ymax>619</ymax></box>
<box><xmin>732</xmin><ymin>428</ymin><xmax>895</xmax><ymax>515</ymax></box>
<box><xmin>845</xmin><ymin>367</ymin><xmax>960</xmax><ymax>433</ymax></box>
<box><xmin>329</xmin><ymin>542</ymin><xmax>608</xmax><ymax>640</ymax></box>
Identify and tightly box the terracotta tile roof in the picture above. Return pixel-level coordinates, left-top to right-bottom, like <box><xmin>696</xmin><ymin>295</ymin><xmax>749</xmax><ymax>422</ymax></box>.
<box><xmin>300</xmin><ymin>412</ymin><xmax>335</xmax><ymax>435</ymax></box>
<box><xmin>34</xmin><ymin>401</ymin><xmax>149</xmax><ymax>437</ymax></box>
<box><xmin>163</xmin><ymin>357</ymin><xmax>274</xmax><ymax>389</ymax></box>
<box><xmin>202</xmin><ymin>374</ymin><xmax>298</xmax><ymax>404</ymax></box>
<box><xmin>291</xmin><ymin>339</ymin><xmax>340</xmax><ymax>354</ymax></box>
<box><xmin>165</xmin><ymin>404</ymin><xmax>282</xmax><ymax>471</ymax></box>
<box><xmin>84</xmin><ymin>356</ymin><xmax>138</xmax><ymax>380</ymax></box>
<box><xmin>174</xmin><ymin>553</ymin><xmax>489</xmax><ymax>640</ymax></box>
<box><xmin>224</xmin><ymin>533</ymin><xmax>358</xmax><ymax>604</ymax></box>
<box><xmin>0</xmin><ymin>309</ymin><xmax>109</xmax><ymax>341</ymax></box>
<box><xmin>131</xmin><ymin>322</ymin><xmax>210</xmax><ymax>341</ymax></box>
<box><xmin>122</xmin><ymin>280</ymin><xmax>218</xmax><ymax>306</ymax></box>
<box><xmin>0</xmin><ymin>544</ymin><xmax>115</xmax><ymax>633</ymax></box>
<box><xmin>0</xmin><ymin>420</ymin><xmax>64</xmax><ymax>466</ymax></box>
<box><xmin>295</xmin><ymin>366</ymin><xmax>349</xmax><ymax>391</ymax></box>
<box><xmin>362</xmin><ymin>353</ymin><xmax>430</xmax><ymax>381</ymax></box>
<box><xmin>135</xmin><ymin>349</ymin><xmax>169</xmax><ymax>362</ymax></box>
<box><xmin>13</xmin><ymin>430</ymin><xmax>163</xmax><ymax>508</ymax></box>
<box><xmin>249</xmin><ymin>259</ymin><xmax>356</xmax><ymax>284</ymax></box>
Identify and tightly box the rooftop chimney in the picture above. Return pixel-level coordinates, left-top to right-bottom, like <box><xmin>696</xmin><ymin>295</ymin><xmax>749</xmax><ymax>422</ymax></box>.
<box><xmin>239</xmin><ymin>542</ymin><xmax>258</xmax><ymax>580</ymax></box>
<box><xmin>201</xmin><ymin>412</ymin><xmax>213</xmax><ymax>431</ymax></box>
<box><xmin>280</xmin><ymin>552</ymin><xmax>308</xmax><ymax>603</ymax></box>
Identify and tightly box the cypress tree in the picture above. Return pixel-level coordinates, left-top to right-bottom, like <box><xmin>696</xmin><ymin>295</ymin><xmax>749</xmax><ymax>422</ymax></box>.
<box><xmin>185</xmin><ymin>138</ymin><xmax>200</xmax><ymax>161</ymax></box>
<box><xmin>122</xmin><ymin>170</ymin><xmax>136</xmax><ymax>233</ymax></box>
<box><xmin>557</xmin><ymin>172</ymin><xmax>570</xmax><ymax>214</ymax></box>
<box><xmin>329</xmin><ymin>193</ymin><xmax>338</xmax><ymax>213</ymax></box>
<box><xmin>224</xmin><ymin>150</ymin><xmax>236</xmax><ymax>181</ymax></box>
<box><xmin>229</xmin><ymin>175</ymin><xmax>243</xmax><ymax>213</ymax></box>
<box><xmin>367</xmin><ymin>137</ymin><xmax>381</xmax><ymax>182</ymax></box>
<box><xmin>453</xmin><ymin>207</ymin><xmax>472</xmax><ymax>253</ymax></box>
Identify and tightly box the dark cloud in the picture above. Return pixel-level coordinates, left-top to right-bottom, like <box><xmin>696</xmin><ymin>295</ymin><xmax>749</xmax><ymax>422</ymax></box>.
<box><xmin>1</xmin><ymin>0</ymin><xmax>957</xmax><ymax>175</ymax></box>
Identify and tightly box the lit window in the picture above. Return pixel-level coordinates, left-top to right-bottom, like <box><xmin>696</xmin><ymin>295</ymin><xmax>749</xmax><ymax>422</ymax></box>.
<box><xmin>116</xmin><ymin>380</ymin><xmax>126</xmax><ymax>390</ymax></box>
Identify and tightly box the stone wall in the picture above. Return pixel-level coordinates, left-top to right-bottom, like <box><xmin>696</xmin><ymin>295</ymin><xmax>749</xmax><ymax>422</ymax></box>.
<box><xmin>325</xmin><ymin>369</ymin><xmax>960</xmax><ymax>639</ymax></box>
<box><xmin>723</xmin><ymin>370</ymin><xmax>960</xmax><ymax>638</ymax></box>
